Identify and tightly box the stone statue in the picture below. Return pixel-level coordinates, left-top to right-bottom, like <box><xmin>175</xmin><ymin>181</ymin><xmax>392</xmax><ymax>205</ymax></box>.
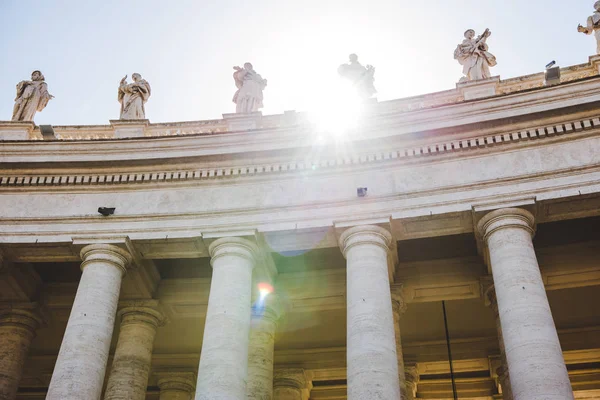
<box><xmin>11</xmin><ymin>70</ymin><xmax>54</xmax><ymax>122</ymax></box>
<box><xmin>337</xmin><ymin>54</ymin><xmax>376</xmax><ymax>99</ymax></box>
<box><xmin>454</xmin><ymin>29</ymin><xmax>497</xmax><ymax>82</ymax></box>
<box><xmin>232</xmin><ymin>63</ymin><xmax>267</xmax><ymax>114</ymax></box>
<box><xmin>578</xmin><ymin>1</ymin><xmax>600</xmax><ymax>54</ymax></box>
<box><xmin>118</xmin><ymin>73</ymin><xmax>151</xmax><ymax>119</ymax></box>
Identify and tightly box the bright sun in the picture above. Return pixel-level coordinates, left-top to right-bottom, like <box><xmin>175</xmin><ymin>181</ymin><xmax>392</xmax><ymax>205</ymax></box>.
<box><xmin>307</xmin><ymin>78</ymin><xmax>366</xmax><ymax>138</ymax></box>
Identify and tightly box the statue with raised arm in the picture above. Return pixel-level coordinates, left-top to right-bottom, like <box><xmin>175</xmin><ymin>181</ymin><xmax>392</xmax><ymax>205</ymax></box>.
<box><xmin>118</xmin><ymin>73</ymin><xmax>151</xmax><ymax>119</ymax></box>
<box><xmin>578</xmin><ymin>1</ymin><xmax>600</xmax><ymax>54</ymax></box>
<box><xmin>11</xmin><ymin>70</ymin><xmax>54</xmax><ymax>122</ymax></box>
<box><xmin>338</xmin><ymin>54</ymin><xmax>376</xmax><ymax>99</ymax></box>
<box><xmin>454</xmin><ymin>29</ymin><xmax>497</xmax><ymax>82</ymax></box>
<box><xmin>232</xmin><ymin>63</ymin><xmax>267</xmax><ymax>114</ymax></box>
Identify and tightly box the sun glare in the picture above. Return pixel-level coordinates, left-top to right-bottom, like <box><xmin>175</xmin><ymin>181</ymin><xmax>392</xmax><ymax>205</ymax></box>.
<box><xmin>258</xmin><ymin>282</ymin><xmax>274</xmax><ymax>299</ymax></box>
<box><xmin>308</xmin><ymin>79</ymin><xmax>366</xmax><ymax>138</ymax></box>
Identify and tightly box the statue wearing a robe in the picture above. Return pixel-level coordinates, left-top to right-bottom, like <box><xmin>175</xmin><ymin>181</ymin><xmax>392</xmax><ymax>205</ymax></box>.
<box><xmin>578</xmin><ymin>1</ymin><xmax>600</xmax><ymax>54</ymax></box>
<box><xmin>118</xmin><ymin>73</ymin><xmax>151</xmax><ymax>120</ymax></box>
<box><xmin>454</xmin><ymin>29</ymin><xmax>497</xmax><ymax>82</ymax></box>
<box><xmin>12</xmin><ymin>70</ymin><xmax>53</xmax><ymax>122</ymax></box>
<box><xmin>338</xmin><ymin>54</ymin><xmax>376</xmax><ymax>99</ymax></box>
<box><xmin>232</xmin><ymin>63</ymin><xmax>267</xmax><ymax>114</ymax></box>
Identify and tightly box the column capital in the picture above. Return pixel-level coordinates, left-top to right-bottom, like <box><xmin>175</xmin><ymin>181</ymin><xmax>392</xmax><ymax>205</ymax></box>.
<box><xmin>391</xmin><ymin>285</ymin><xmax>408</xmax><ymax>315</ymax></box>
<box><xmin>80</xmin><ymin>244</ymin><xmax>133</xmax><ymax>276</ymax></box>
<box><xmin>273</xmin><ymin>368</ymin><xmax>309</xmax><ymax>389</ymax></box>
<box><xmin>155</xmin><ymin>371</ymin><xmax>196</xmax><ymax>393</ymax></box>
<box><xmin>480</xmin><ymin>276</ymin><xmax>497</xmax><ymax>309</ymax></box>
<box><xmin>0</xmin><ymin>302</ymin><xmax>43</xmax><ymax>332</ymax></box>
<box><xmin>404</xmin><ymin>363</ymin><xmax>419</xmax><ymax>384</ymax></box>
<box><xmin>338</xmin><ymin>225</ymin><xmax>392</xmax><ymax>257</ymax></box>
<box><xmin>477</xmin><ymin>207</ymin><xmax>536</xmax><ymax>242</ymax></box>
<box><xmin>117</xmin><ymin>301</ymin><xmax>166</xmax><ymax>328</ymax></box>
<box><xmin>208</xmin><ymin>237</ymin><xmax>259</xmax><ymax>267</ymax></box>
<box><xmin>252</xmin><ymin>293</ymin><xmax>282</xmax><ymax>322</ymax></box>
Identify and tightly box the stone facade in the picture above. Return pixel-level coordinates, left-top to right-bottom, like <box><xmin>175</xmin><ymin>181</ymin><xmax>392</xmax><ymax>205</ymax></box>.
<box><xmin>2</xmin><ymin>59</ymin><xmax>600</xmax><ymax>399</ymax></box>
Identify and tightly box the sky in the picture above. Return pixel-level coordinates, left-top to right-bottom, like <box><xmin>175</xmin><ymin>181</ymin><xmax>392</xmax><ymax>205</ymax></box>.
<box><xmin>0</xmin><ymin>0</ymin><xmax>597</xmax><ymax>126</ymax></box>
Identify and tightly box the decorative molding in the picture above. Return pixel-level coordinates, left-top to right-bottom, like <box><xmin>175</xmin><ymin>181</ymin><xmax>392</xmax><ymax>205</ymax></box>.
<box><xmin>1</xmin><ymin>116</ymin><xmax>597</xmax><ymax>189</ymax></box>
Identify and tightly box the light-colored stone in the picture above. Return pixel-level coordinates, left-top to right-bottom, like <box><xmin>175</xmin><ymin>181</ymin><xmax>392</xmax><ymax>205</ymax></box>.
<box><xmin>195</xmin><ymin>237</ymin><xmax>258</xmax><ymax>400</ymax></box>
<box><xmin>0</xmin><ymin>121</ymin><xmax>35</xmax><ymax>141</ymax></box>
<box><xmin>482</xmin><ymin>279</ymin><xmax>513</xmax><ymax>400</ymax></box>
<box><xmin>247</xmin><ymin>296</ymin><xmax>281</xmax><ymax>400</ymax></box>
<box><xmin>478</xmin><ymin>208</ymin><xmax>573</xmax><ymax>400</ymax></box>
<box><xmin>273</xmin><ymin>369</ymin><xmax>309</xmax><ymax>400</ymax></box>
<box><xmin>104</xmin><ymin>302</ymin><xmax>165</xmax><ymax>400</ymax></box>
<box><xmin>233</xmin><ymin>63</ymin><xmax>267</xmax><ymax>114</ymax></box>
<box><xmin>46</xmin><ymin>244</ymin><xmax>132</xmax><ymax>400</ymax></box>
<box><xmin>391</xmin><ymin>287</ymin><xmax>409</xmax><ymax>399</ymax></box>
<box><xmin>404</xmin><ymin>364</ymin><xmax>419</xmax><ymax>400</ymax></box>
<box><xmin>118</xmin><ymin>73</ymin><xmax>151</xmax><ymax>120</ymax></box>
<box><xmin>11</xmin><ymin>70</ymin><xmax>53</xmax><ymax>122</ymax></box>
<box><xmin>156</xmin><ymin>372</ymin><xmax>196</xmax><ymax>400</ymax></box>
<box><xmin>338</xmin><ymin>54</ymin><xmax>376</xmax><ymax>99</ymax></box>
<box><xmin>0</xmin><ymin>303</ymin><xmax>42</xmax><ymax>400</ymax></box>
<box><xmin>110</xmin><ymin>119</ymin><xmax>150</xmax><ymax>138</ymax></box>
<box><xmin>339</xmin><ymin>225</ymin><xmax>401</xmax><ymax>400</ymax></box>
<box><xmin>454</xmin><ymin>29</ymin><xmax>497</xmax><ymax>82</ymax></box>
<box><xmin>578</xmin><ymin>1</ymin><xmax>600</xmax><ymax>54</ymax></box>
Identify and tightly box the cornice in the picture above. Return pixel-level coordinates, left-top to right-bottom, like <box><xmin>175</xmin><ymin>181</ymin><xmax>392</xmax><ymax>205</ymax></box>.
<box><xmin>1</xmin><ymin>115</ymin><xmax>597</xmax><ymax>190</ymax></box>
<box><xmin>2</xmin><ymin>74</ymin><xmax>600</xmax><ymax>164</ymax></box>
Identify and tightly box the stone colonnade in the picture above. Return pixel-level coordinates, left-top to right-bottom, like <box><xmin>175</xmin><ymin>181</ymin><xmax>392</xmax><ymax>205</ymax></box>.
<box><xmin>0</xmin><ymin>207</ymin><xmax>575</xmax><ymax>399</ymax></box>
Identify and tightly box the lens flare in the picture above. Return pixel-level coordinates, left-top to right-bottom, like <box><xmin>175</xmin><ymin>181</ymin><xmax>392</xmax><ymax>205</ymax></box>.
<box><xmin>258</xmin><ymin>282</ymin><xmax>273</xmax><ymax>299</ymax></box>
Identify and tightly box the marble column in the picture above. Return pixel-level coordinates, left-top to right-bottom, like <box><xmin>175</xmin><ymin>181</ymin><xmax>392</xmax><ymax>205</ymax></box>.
<box><xmin>391</xmin><ymin>289</ymin><xmax>408</xmax><ymax>400</ymax></box>
<box><xmin>478</xmin><ymin>208</ymin><xmax>573</xmax><ymax>400</ymax></box>
<box><xmin>482</xmin><ymin>280</ymin><xmax>513</xmax><ymax>400</ymax></box>
<box><xmin>247</xmin><ymin>297</ymin><xmax>281</xmax><ymax>400</ymax></box>
<box><xmin>0</xmin><ymin>304</ymin><xmax>42</xmax><ymax>400</ymax></box>
<box><xmin>46</xmin><ymin>244</ymin><xmax>132</xmax><ymax>400</ymax></box>
<box><xmin>273</xmin><ymin>369</ymin><xmax>308</xmax><ymax>400</ymax></box>
<box><xmin>156</xmin><ymin>372</ymin><xmax>196</xmax><ymax>400</ymax></box>
<box><xmin>195</xmin><ymin>237</ymin><xmax>258</xmax><ymax>400</ymax></box>
<box><xmin>104</xmin><ymin>302</ymin><xmax>165</xmax><ymax>400</ymax></box>
<box><xmin>339</xmin><ymin>225</ymin><xmax>400</xmax><ymax>400</ymax></box>
<box><xmin>404</xmin><ymin>364</ymin><xmax>419</xmax><ymax>400</ymax></box>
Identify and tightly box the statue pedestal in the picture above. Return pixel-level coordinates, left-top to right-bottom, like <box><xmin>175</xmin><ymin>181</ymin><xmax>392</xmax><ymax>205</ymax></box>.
<box><xmin>457</xmin><ymin>76</ymin><xmax>500</xmax><ymax>101</ymax></box>
<box><xmin>222</xmin><ymin>112</ymin><xmax>262</xmax><ymax>132</ymax></box>
<box><xmin>589</xmin><ymin>55</ymin><xmax>600</xmax><ymax>74</ymax></box>
<box><xmin>0</xmin><ymin>121</ymin><xmax>36</xmax><ymax>141</ymax></box>
<box><xmin>110</xmin><ymin>119</ymin><xmax>149</xmax><ymax>139</ymax></box>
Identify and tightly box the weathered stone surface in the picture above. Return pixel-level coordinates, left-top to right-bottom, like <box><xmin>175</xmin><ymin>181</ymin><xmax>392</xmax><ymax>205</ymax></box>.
<box><xmin>0</xmin><ymin>304</ymin><xmax>41</xmax><ymax>400</ymax></box>
<box><xmin>156</xmin><ymin>372</ymin><xmax>196</xmax><ymax>400</ymax></box>
<box><xmin>454</xmin><ymin>29</ymin><xmax>497</xmax><ymax>82</ymax></box>
<box><xmin>478</xmin><ymin>208</ymin><xmax>573</xmax><ymax>400</ymax></box>
<box><xmin>11</xmin><ymin>70</ymin><xmax>53</xmax><ymax>122</ymax></box>
<box><xmin>578</xmin><ymin>1</ymin><xmax>600</xmax><ymax>54</ymax></box>
<box><xmin>232</xmin><ymin>63</ymin><xmax>267</xmax><ymax>114</ymax></box>
<box><xmin>195</xmin><ymin>237</ymin><xmax>258</xmax><ymax>400</ymax></box>
<box><xmin>273</xmin><ymin>369</ymin><xmax>308</xmax><ymax>400</ymax></box>
<box><xmin>118</xmin><ymin>73</ymin><xmax>151</xmax><ymax>120</ymax></box>
<box><xmin>46</xmin><ymin>244</ymin><xmax>132</xmax><ymax>400</ymax></box>
<box><xmin>339</xmin><ymin>225</ymin><xmax>401</xmax><ymax>400</ymax></box>
<box><xmin>104</xmin><ymin>302</ymin><xmax>165</xmax><ymax>400</ymax></box>
<box><xmin>247</xmin><ymin>296</ymin><xmax>281</xmax><ymax>400</ymax></box>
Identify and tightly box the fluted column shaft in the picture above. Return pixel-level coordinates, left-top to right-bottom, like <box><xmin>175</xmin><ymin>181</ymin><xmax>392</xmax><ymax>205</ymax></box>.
<box><xmin>391</xmin><ymin>293</ymin><xmax>408</xmax><ymax>399</ymax></box>
<box><xmin>157</xmin><ymin>372</ymin><xmax>196</xmax><ymax>400</ymax></box>
<box><xmin>478</xmin><ymin>208</ymin><xmax>573</xmax><ymax>400</ymax></box>
<box><xmin>247</xmin><ymin>300</ymin><xmax>280</xmax><ymax>400</ymax></box>
<box><xmin>339</xmin><ymin>225</ymin><xmax>400</xmax><ymax>400</ymax></box>
<box><xmin>104</xmin><ymin>304</ymin><xmax>165</xmax><ymax>400</ymax></box>
<box><xmin>195</xmin><ymin>237</ymin><xmax>258</xmax><ymax>400</ymax></box>
<box><xmin>46</xmin><ymin>244</ymin><xmax>132</xmax><ymax>400</ymax></box>
<box><xmin>0</xmin><ymin>305</ymin><xmax>42</xmax><ymax>400</ymax></box>
<box><xmin>273</xmin><ymin>369</ymin><xmax>306</xmax><ymax>400</ymax></box>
